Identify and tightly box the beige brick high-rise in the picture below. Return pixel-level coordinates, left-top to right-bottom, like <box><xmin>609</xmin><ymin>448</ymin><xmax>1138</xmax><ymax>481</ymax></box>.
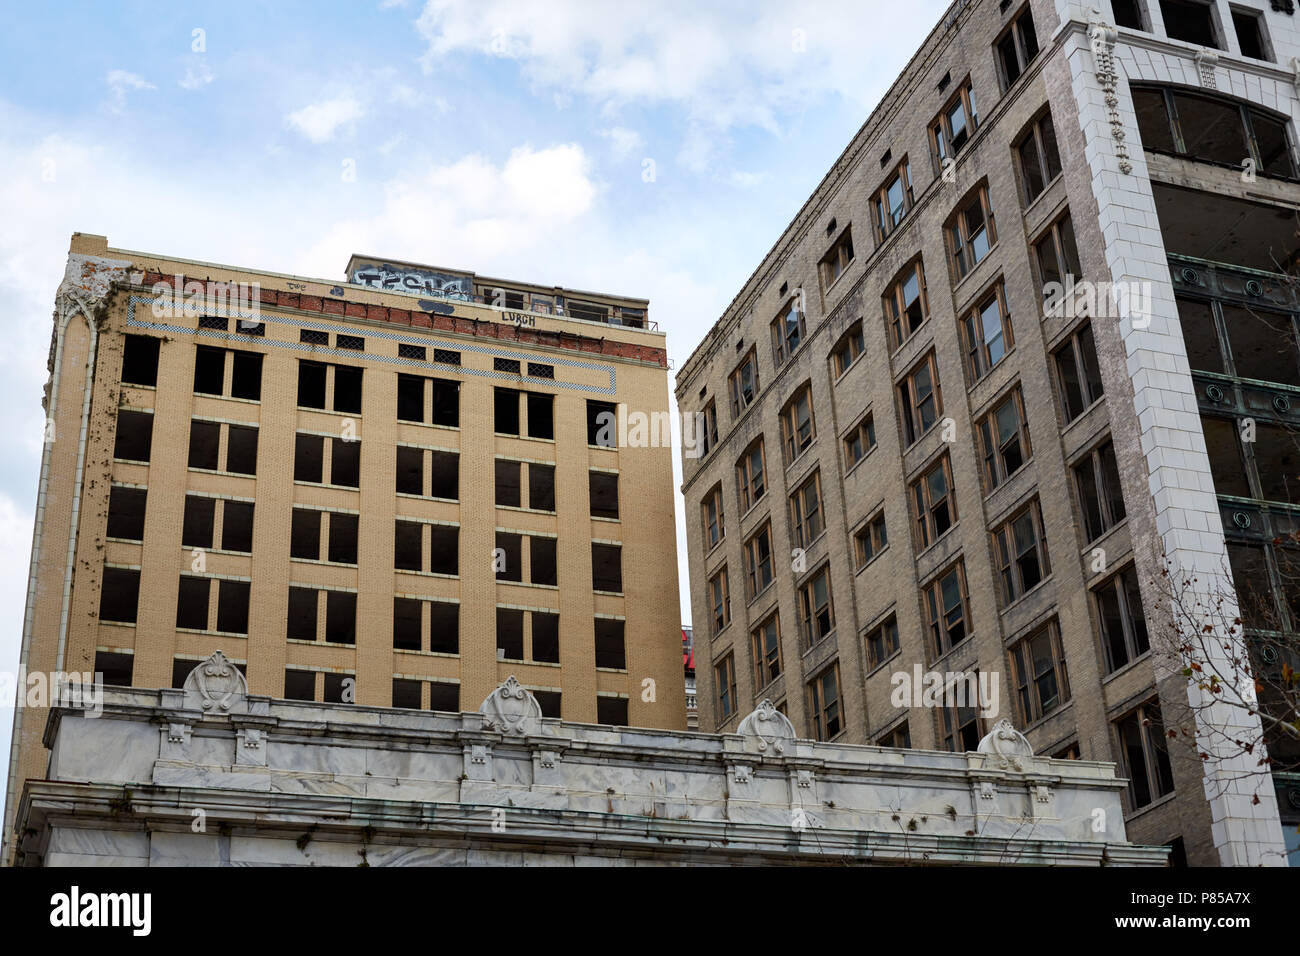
<box><xmin>4</xmin><ymin>233</ymin><xmax>683</xmax><ymax>862</ymax></box>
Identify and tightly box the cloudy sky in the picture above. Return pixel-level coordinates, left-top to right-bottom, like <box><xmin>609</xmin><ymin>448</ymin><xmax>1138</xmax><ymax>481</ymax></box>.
<box><xmin>0</xmin><ymin>0</ymin><xmax>949</xmax><ymax>789</ymax></box>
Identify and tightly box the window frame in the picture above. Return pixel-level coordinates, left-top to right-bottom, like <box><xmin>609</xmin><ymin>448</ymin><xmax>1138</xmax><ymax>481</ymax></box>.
<box><xmin>1009</xmin><ymin>620</ymin><xmax>1071</xmax><ymax>724</ymax></box>
<box><xmin>871</xmin><ymin>159</ymin><xmax>914</xmax><ymax>243</ymax></box>
<box><xmin>708</xmin><ymin>566</ymin><xmax>731</xmax><ymax>636</ymax></box>
<box><xmin>897</xmin><ymin>351</ymin><xmax>943</xmax><ymax>447</ymax></box>
<box><xmin>991</xmin><ymin>499</ymin><xmax>1051</xmax><ymax>606</ymax></box>
<box><xmin>716</xmin><ymin>652</ymin><xmax>738</xmax><ymax>723</ymax></box>
<box><xmin>961</xmin><ymin>280</ymin><xmax>1014</xmax><ymax>382</ymax></box>
<box><xmin>884</xmin><ymin>259</ymin><xmax>930</xmax><ymax>351</ymax></box>
<box><xmin>780</xmin><ymin>385</ymin><xmax>817</xmax><ymax>463</ymax></box>
<box><xmin>976</xmin><ymin>385</ymin><xmax>1032</xmax><ymax>492</ymax></box>
<box><xmin>789</xmin><ymin>471</ymin><xmax>825</xmax><ymax>550</ymax></box>
<box><xmin>843</xmin><ymin>412</ymin><xmax>877</xmax><ymax>471</ymax></box>
<box><xmin>924</xmin><ymin>562</ymin><xmax>972</xmax><ymax>660</ymax></box>
<box><xmin>736</xmin><ymin>439</ymin><xmax>768</xmax><ymax>513</ymax></box>
<box><xmin>819</xmin><ymin>226</ymin><xmax>856</xmax><ymax>292</ymax></box>
<box><xmin>1114</xmin><ymin>699</ymin><xmax>1176</xmax><ymax>809</ymax></box>
<box><xmin>1015</xmin><ymin>111</ymin><xmax>1063</xmax><ymax>205</ymax></box>
<box><xmin>743</xmin><ymin>523</ymin><xmax>775</xmax><ymax>599</ymax></box>
<box><xmin>751</xmin><ymin>614</ymin><xmax>783</xmax><ymax>691</ymax></box>
<box><xmin>807</xmin><ymin>662</ymin><xmax>842</xmax><ymax>740</ymax></box>
<box><xmin>994</xmin><ymin>3</ymin><xmax>1041</xmax><ymax>92</ymax></box>
<box><xmin>853</xmin><ymin>509</ymin><xmax>889</xmax><ymax>569</ymax></box>
<box><xmin>702</xmin><ymin>483</ymin><xmax>725</xmax><ymax>551</ymax></box>
<box><xmin>729</xmin><ymin>347</ymin><xmax>760</xmax><ymax>418</ymax></box>
<box><xmin>948</xmin><ymin>185</ymin><xmax>997</xmax><ymax>280</ymax></box>
<box><xmin>865</xmin><ymin>614</ymin><xmax>900</xmax><ymax>671</ymax></box>
<box><xmin>1051</xmin><ymin>322</ymin><xmax>1105</xmax><ymax>423</ymax></box>
<box><xmin>1073</xmin><ymin>438</ymin><xmax>1127</xmax><ymax>542</ymax></box>
<box><xmin>771</xmin><ymin>298</ymin><xmax>807</xmax><ymax>367</ymax></box>
<box><xmin>911</xmin><ymin>454</ymin><xmax>957</xmax><ymax>550</ymax></box>
<box><xmin>831</xmin><ymin>321</ymin><xmax>866</xmax><ymax>379</ymax></box>
<box><xmin>798</xmin><ymin>565</ymin><xmax>835</xmax><ymax>648</ymax></box>
<box><xmin>930</xmin><ymin>78</ymin><xmax>978</xmax><ymax>170</ymax></box>
<box><xmin>1094</xmin><ymin>565</ymin><xmax>1151</xmax><ymax>673</ymax></box>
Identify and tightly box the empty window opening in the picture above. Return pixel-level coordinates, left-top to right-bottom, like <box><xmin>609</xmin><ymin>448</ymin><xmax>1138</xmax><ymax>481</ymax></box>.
<box><xmin>1232</xmin><ymin>8</ymin><xmax>1267</xmax><ymax>60</ymax></box>
<box><xmin>1112</xmin><ymin>0</ymin><xmax>1146</xmax><ymax>29</ymax></box>
<box><xmin>115</xmin><ymin>410</ymin><xmax>154</xmax><ymax>462</ymax></box>
<box><xmin>568</xmin><ymin>301</ymin><xmax>609</xmax><ymax>323</ymax></box>
<box><xmin>295</xmin><ymin>434</ymin><xmax>325</xmax><ymax>483</ymax></box>
<box><xmin>430</xmin><ymin>450</ymin><xmax>458</xmax><ymax>499</ymax></box>
<box><xmin>592</xmin><ymin>543</ymin><xmax>623</xmax><ymax>593</ymax></box>
<box><xmin>394</xmin><ymin>597</ymin><xmax>422</xmax><ymax>650</ymax></box>
<box><xmin>495</xmin><ymin>388</ymin><xmax>521</xmax><ymax>434</ymax></box>
<box><xmin>429</xmin><ymin>602</ymin><xmax>459</xmax><ymax>653</ymax></box>
<box><xmin>590</xmin><ymin>472</ymin><xmax>619</xmax><ymax>519</ymax></box>
<box><xmin>395</xmin><ymin>520</ymin><xmax>424</xmax><ymax>571</ymax></box>
<box><xmin>529</xmin><ymin>463</ymin><xmax>555</xmax><ymax>511</ymax></box>
<box><xmin>331</xmin><ymin>438</ymin><xmax>361</xmax><ymax>487</ymax></box>
<box><xmin>1160</xmin><ymin>0</ymin><xmax>1220</xmax><ymax>48</ymax></box>
<box><xmin>175</xmin><ymin>576</ymin><xmax>210</xmax><ymax>630</ymax></box>
<box><xmin>322</xmin><ymin>673</ymin><xmax>352</xmax><ymax>704</ymax></box>
<box><xmin>182</xmin><ymin>495</ymin><xmax>216</xmax><ymax>549</ymax></box>
<box><xmin>496</xmin><ymin>459</ymin><xmax>522</xmax><ymax>508</ymax></box>
<box><xmin>527</xmin><ymin>393</ymin><xmax>554</xmax><ymax>439</ymax></box>
<box><xmin>597</xmin><ymin>696</ymin><xmax>628</xmax><ymax>726</ymax></box>
<box><xmin>290</xmin><ymin>508</ymin><xmax>321</xmax><ymax>560</ymax></box>
<box><xmin>188</xmin><ymin>420</ymin><xmax>221</xmax><ymax>470</ymax></box>
<box><xmin>497</xmin><ymin>608</ymin><xmax>525</xmax><ymax>660</ymax></box>
<box><xmin>106</xmin><ymin>486</ymin><xmax>146</xmax><ymax>540</ymax></box>
<box><xmin>171</xmin><ymin>658</ymin><xmax>196</xmax><ymax>689</ymax></box>
<box><xmin>397</xmin><ymin>374</ymin><xmax>425</xmax><ymax>423</ymax></box>
<box><xmin>429</xmin><ymin>525</ymin><xmax>458</xmax><ymax>575</ymax></box>
<box><xmin>216</xmin><ymin>580</ymin><xmax>250</xmax><ymax>634</ymax></box>
<box><xmin>587</xmin><ymin>400</ymin><xmax>617</xmax><ymax>447</ymax></box>
<box><xmin>327</xmin><ymin>513</ymin><xmax>358</xmax><ymax>564</ymax></box>
<box><xmin>428</xmin><ymin>682</ymin><xmax>459</xmax><ymax>711</ymax></box>
<box><xmin>393</xmin><ymin>678</ymin><xmax>422</xmax><ymax>709</ymax></box>
<box><xmin>534</xmin><ymin>690</ymin><xmax>560</xmax><ymax>718</ymax></box>
<box><xmin>333</xmin><ymin>365</ymin><xmax>363</xmax><ymax>414</ymax></box>
<box><xmin>397</xmin><ymin>446</ymin><xmax>424</xmax><ymax>495</ymax></box>
<box><xmin>431</xmin><ymin>379</ymin><xmax>459</xmax><ymax>426</ymax></box>
<box><xmin>120</xmin><ymin>335</ymin><xmax>159</xmax><ymax>387</ymax></box>
<box><xmin>595</xmin><ymin>618</ymin><xmax>626</xmax><ymax>669</ymax></box>
<box><xmin>230</xmin><ymin>351</ymin><xmax>263</xmax><ymax>400</ymax></box>
<box><xmin>496</xmin><ymin>532</ymin><xmax>523</xmax><ymax>582</ymax></box>
<box><xmin>530</xmin><ymin>536</ymin><xmax>558</xmax><ymax>586</ymax></box>
<box><xmin>325</xmin><ymin>591</ymin><xmax>356</xmax><ymax>644</ymax></box>
<box><xmin>95</xmin><ymin>651</ymin><xmax>133</xmax><ymax>687</ymax></box>
<box><xmin>225</xmin><ymin>425</ymin><xmax>258</xmax><ymax>475</ymax></box>
<box><xmin>298</xmin><ymin>360</ymin><xmax>327</xmax><ymax>408</ymax></box>
<box><xmin>288</xmin><ymin>587</ymin><xmax>319</xmax><ymax>641</ymax></box>
<box><xmin>532</xmin><ymin>611</ymin><xmax>560</xmax><ymax>662</ymax></box>
<box><xmin>193</xmin><ymin>345</ymin><xmax>225</xmax><ymax>395</ymax></box>
<box><xmin>221</xmin><ymin>500</ymin><xmax>254</xmax><ymax>552</ymax></box>
<box><xmin>284</xmin><ymin>669</ymin><xmax>316</xmax><ymax>701</ymax></box>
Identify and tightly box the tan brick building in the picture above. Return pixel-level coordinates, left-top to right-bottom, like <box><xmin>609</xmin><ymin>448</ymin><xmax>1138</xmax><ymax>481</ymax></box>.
<box><xmin>677</xmin><ymin>0</ymin><xmax>1297</xmax><ymax>866</ymax></box>
<box><xmin>4</xmin><ymin>233</ymin><xmax>683</xmax><ymax>861</ymax></box>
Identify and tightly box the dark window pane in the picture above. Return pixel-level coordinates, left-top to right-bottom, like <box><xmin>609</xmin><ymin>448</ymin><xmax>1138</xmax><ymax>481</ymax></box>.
<box><xmin>1133</xmin><ymin>88</ymin><xmax>1176</xmax><ymax>153</ymax></box>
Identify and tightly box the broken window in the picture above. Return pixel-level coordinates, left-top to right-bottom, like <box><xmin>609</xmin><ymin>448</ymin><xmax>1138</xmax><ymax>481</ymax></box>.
<box><xmin>597</xmin><ymin>696</ymin><xmax>628</xmax><ymax>727</ymax></box>
<box><xmin>230</xmin><ymin>351</ymin><xmax>263</xmax><ymax>400</ymax></box>
<box><xmin>587</xmin><ymin>400</ymin><xmax>617</xmax><ymax>447</ymax></box>
<box><xmin>496</xmin><ymin>532</ymin><xmax>523</xmax><ymax>582</ymax></box>
<box><xmin>225</xmin><ymin>425</ymin><xmax>258</xmax><ymax>475</ymax></box>
<box><xmin>429</xmin><ymin>682</ymin><xmax>459</xmax><ymax>711</ymax></box>
<box><xmin>188</xmin><ymin>419</ymin><xmax>220</xmax><ymax>470</ymax></box>
<box><xmin>392</xmin><ymin>679</ymin><xmax>421</xmax><ymax>709</ymax></box>
<box><xmin>395</xmin><ymin>520</ymin><xmax>423</xmax><ymax>571</ymax></box>
<box><xmin>1253</xmin><ymin>423</ymin><xmax>1298</xmax><ymax>503</ymax></box>
<box><xmin>1232</xmin><ymin>7</ymin><xmax>1268</xmax><ymax>60</ymax></box>
<box><xmin>1095</xmin><ymin>567</ymin><xmax>1150</xmax><ymax>672</ymax></box>
<box><xmin>221</xmin><ymin>500</ymin><xmax>254</xmax><ymax>552</ymax></box>
<box><xmin>322</xmin><ymin>673</ymin><xmax>352</xmax><ymax>704</ymax></box>
<box><xmin>295</xmin><ymin>434</ymin><xmax>325</xmax><ymax>483</ymax></box>
<box><xmin>299</xmin><ymin>360</ymin><xmax>327</xmax><ymax>408</ymax></box>
<box><xmin>497</xmin><ymin>608</ymin><xmax>525</xmax><ymax>660</ymax></box>
<box><xmin>1175</xmin><ymin>297</ymin><xmax>1224</xmax><ymax>374</ymax></box>
<box><xmin>592</xmin><ymin>543</ymin><xmax>623</xmax><ymax>593</ymax></box>
<box><xmin>1034</xmin><ymin>212</ymin><xmax>1081</xmax><ymax>296</ymax></box>
<box><xmin>1221</xmin><ymin>305</ymin><xmax>1300</xmax><ymax>386</ymax></box>
<box><xmin>1200</xmin><ymin>415</ymin><xmax>1252</xmax><ymax>497</ymax></box>
<box><xmin>530</xmin><ymin>536</ymin><xmax>558</xmax><ymax>586</ymax></box>
<box><xmin>527</xmin><ymin>393</ymin><xmax>554</xmax><ymax>439</ymax></box>
<box><xmin>495</xmin><ymin>388</ymin><xmax>521</xmax><ymax>435</ymax></box>
<box><xmin>429</xmin><ymin>601</ymin><xmax>458</xmax><ymax>653</ymax></box>
<box><xmin>1228</xmin><ymin>543</ymin><xmax>1275</xmax><ymax>628</ymax></box>
<box><xmin>995</xmin><ymin>4</ymin><xmax>1039</xmax><ymax>91</ymax></box>
<box><xmin>976</xmin><ymin>387</ymin><xmax>1031</xmax><ymax>491</ymax></box>
<box><xmin>898</xmin><ymin>351</ymin><xmax>941</xmax><ymax>446</ymax></box>
<box><xmin>1052</xmin><ymin>323</ymin><xmax>1105</xmax><ymax>422</ymax></box>
<box><xmin>284</xmin><ymin>670</ymin><xmax>316</xmax><ymax>701</ymax></box>
<box><xmin>1115</xmin><ymin>701</ymin><xmax>1175</xmax><ymax>808</ymax></box>
<box><xmin>394</xmin><ymin>597</ymin><xmax>423</xmax><ymax>650</ymax></box>
<box><xmin>590</xmin><ymin>471</ymin><xmax>619</xmax><ymax>519</ymax></box>
<box><xmin>290</xmin><ymin>508</ymin><xmax>321</xmax><ymax>560</ymax></box>
<box><xmin>1159</xmin><ymin>0</ymin><xmax>1220</xmax><ymax>48</ymax></box>
<box><xmin>1073</xmin><ymin>439</ymin><xmax>1128</xmax><ymax>541</ymax></box>
<box><xmin>288</xmin><ymin>587</ymin><xmax>318</xmax><ymax>641</ymax></box>
<box><xmin>327</xmin><ymin>512</ymin><xmax>358</xmax><ymax>564</ymax></box>
<box><xmin>1112</xmin><ymin>0</ymin><xmax>1146</xmax><ymax>29</ymax></box>
<box><xmin>532</xmin><ymin>611</ymin><xmax>560</xmax><ymax>662</ymax></box>
<box><xmin>1016</xmin><ymin>112</ymin><xmax>1061</xmax><ymax>204</ymax></box>
<box><xmin>923</xmin><ymin>564</ymin><xmax>969</xmax><ymax>657</ymax></box>
<box><xmin>95</xmin><ymin>651</ymin><xmax>133</xmax><ymax>687</ymax></box>
<box><xmin>397</xmin><ymin>374</ymin><xmax>425</xmax><ymax>423</ymax></box>
<box><xmin>216</xmin><ymin>580</ymin><xmax>250</xmax><ymax>634</ymax></box>
<box><xmin>396</xmin><ymin>446</ymin><xmax>424</xmax><ymax>495</ymax></box>
<box><xmin>181</xmin><ymin>495</ymin><xmax>215</xmax><ymax>549</ymax></box>
<box><xmin>333</xmin><ymin>365</ymin><xmax>363</xmax><ymax>414</ymax></box>
<box><xmin>171</xmin><ymin>658</ymin><xmax>196</xmax><ymax>689</ymax></box>
<box><xmin>106</xmin><ymin>486</ymin><xmax>146</xmax><ymax>540</ymax></box>
<box><xmin>325</xmin><ymin>591</ymin><xmax>356</xmax><ymax>644</ymax></box>
<box><xmin>594</xmin><ymin>618</ymin><xmax>626</xmax><ymax>669</ymax></box>
<box><xmin>528</xmin><ymin>463</ymin><xmax>555</xmax><ymax>511</ymax></box>
<box><xmin>120</xmin><ymin>335</ymin><xmax>159</xmax><ymax>387</ymax></box>
<box><xmin>193</xmin><ymin>345</ymin><xmax>225</xmax><ymax>395</ymax></box>
<box><xmin>175</xmin><ymin>576</ymin><xmax>210</xmax><ymax>630</ymax></box>
<box><xmin>430</xmin><ymin>450</ymin><xmax>458</xmax><ymax>499</ymax></box>
<box><xmin>114</xmin><ymin>410</ymin><xmax>154</xmax><ymax>462</ymax></box>
<box><xmin>534</xmin><ymin>690</ymin><xmax>560</xmax><ymax>718</ymax></box>
<box><xmin>495</xmin><ymin>459</ymin><xmax>522</xmax><ymax>508</ymax></box>
<box><xmin>431</xmin><ymin>379</ymin><xmax>459</xmax><ymax>427</ymax></box>
<box><xmin>331</xmin><ymin>438</ymin><xmax>360</xmax><ymax>487</ymax></box>
<box><xmin>1136</xmin><ymin>85</ymin><xmax>1296</xmax><ymax>177</ymax></box>
<box><xmin>429</xmin><ymin>525</ymin><xmax>458</xmax><ymax>575</ymax></box>
<box><xmin>991</xmin><ymin>500</ymin><xmax>1050</xmax><ymax>605</ymax></box>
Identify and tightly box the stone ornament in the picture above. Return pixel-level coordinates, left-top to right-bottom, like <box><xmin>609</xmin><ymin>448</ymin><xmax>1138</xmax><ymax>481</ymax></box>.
<box><xmin>977</xmin><ymin>719</ymin><xmax>1034</xmax><ymax>772</ymax></box>
<box><xmin>737</xmin><ymin>698</ymin><xmax>797</xmax><ymax>753</ymax></box>
<box><xmin>1195</xmin><ymin>49</ymin><xmax>1219</xmax><ymax>89</ymax></box>
<box><xmin>182</xmin><ymin>650</ymin><xmax>248</xmax><ymax>714</ymax></box>
<box><xmin>479</xmin><ymin>676</ymin><xmax>543</xmax><ymax>736</ymax></box>
<box><xmin>1087</xmin><ymin>15</ymin><xmax>1133</xmax><ymax>174</ymax></box>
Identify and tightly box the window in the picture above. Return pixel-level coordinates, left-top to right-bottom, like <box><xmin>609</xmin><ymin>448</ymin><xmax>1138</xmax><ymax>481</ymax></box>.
<box><xmin>530</xmin><ymin>536</ymin><xmax>558</xmax><ymax>586</ymax></box>
<box><xmin>592</xmin><ymin>543</ymin><xmax>622</xmax><ymax>593</ymax></box>
<box><xmin>865</xmin><ymin>615</ymin><xmax>900</xmax><ymax>670</ymax></box>
<box><xmin>854</xmin><ymin>510</ymin><xmax>889</xmax><ymax>569</ymax></box>
<box><xmin>798</xmin><ymin>566</ymin><xmax>834</xmax><ymax>647</ymax></box>
<box><xmin>962</xmin><ymin>282</ymin><xmax>1014</xmax><ymax>381</ymax></box>
<box><xmin>708</xmin><ymin>567</ymin><xmax>731</xmax><ymax>635</ymax></box>
<box><xmin>495</xmin><ymin>388</ymin><xmax>521</xmax><ymax>435</ymax></box>
<box><xmin>531</xmin><ymin>611</ymin><xmax>559</xmax><ymax>662</ymax></box>
<box><xmin>716</xmin><ymin>653</ymin><xmax>738</xmax><ymax>722</ymax></box>
<box><xmin>298</xmin><ymin>360</ymin><xmax>327</xmax><ymax>409</ymax></box>
<box><xmin>752</xmin><ymin>615</ymin><xmax>782</xmax><ymax>690</ymax></box>
<box><xmin>1175</xmin><ymin>297</ymin><xmax>1223</xmax><ymax>374</ymax></box>
<box><xmin>431</xmin><ymin>451</ymin><xmax>458</xmax><ymax>499</ymax></box>
<box><xmin>297</xmin><ymin>360</ymin><xmax>362</xmax><ymax>414</ymax></box>
<box><xmin>106</xmin><ymin>486</ymin><xmax>146</xmax><ymax>540</ymax></box>
<box><xmin>497</xmin><ymin>608</ymin><xmax>524</xmax><ymax>660</ymax></box>
<box><xmin>1115</xmin><ymin>700</ymin><xmax>1175</xmax><ymax>809</ymax></box>
<box><xmin>884</xmin><ymin>260</ymin><xmax>929</xmax><ymax>350</ymax></box>
<box><xmin>494</xmin><ymin>532</ymin><xmax>522</xmax><ymax>582</ymax></box>
<box><xmin>120</xmin><ymin>335</ymin><xmax>160</xmax><ymax>387</ymax></box>
<box><xmin>976</xmin><ymin>387</ymin><xmax>1031</xmax><ymax>491</ymax></box>
<box><xmin>430</xmin><ymin>602</ymin><xmax>458</xmax><ymax>653</ymax></box>
<box><xmin>590</xmin><ymin>471</ymin><xmax>619</xmax><ymax>519</ymax></box>
<box><xmin>898</xmin><ymin>351</ymin><xmax>942</xmax><ymax>446</ymax></box>
<box><xmin>393</xmin><ymin>679</ymin><xmax>421</xmax><ymax>709</ymax></box>
<box><xmin>1232</xmin><ymin>7</ymin><xmax>1269</xmax><ymax>60</ymax></box>
<box><xmin>1133</xmin><ymin>85</ymin><xmax>1295</xmax><ymax>177</ymax></box>
<box><xmin>114</xmin><ymin>410</ymin><xmax>153</xmax><ymax>462</ymax></box>
<box><xmin>924</xmin><ymin>563</ymin><xmax>970</xmax><ymax>658</ymax></box>
<box><xmin>878</xmin><ymin>722</ymin><xmax>911</xmax><ymax>749</ymax></box>
<box><xmin>1159</xmin><ymin>0</ymin><xmax>1221</xmax><ymax>48</ymax></box>
<box><xmin>1074</xmin><ymin>439</ymin><xmax>1127</xmax><ymax>541</ymax></box>
<box><xmin>595</xmin><ymin>618</ymin><xmax>626</xmax><ymax>669</ymax></box>
<box><xmin>396</xmin><ymin>446</ymin><xmax>423</xmax><ymax>496</ymax></box>
<box><xmin>744</xmin><ymin>524</ymin><xmax>775</xmax><ymax>599</ymax></box>
<box><xmin>996</xmin><ymin>4</ymin><xmax>1040</xmax><ymax>91</ymax></box>
<box><xmin>182</xmin><ymin>495</ymin><xmax>215</xmax><ymax>549</ymax></box>
<box><xmin>931</xmin><ymin>79</ymin><xmax>978</xmax><ymax>167</ymax></box>
<box><xmin>992</xmin><ymin>500</ymin><xmax>1050</xmax><ymax>604</ymax></box>
<box><xmin>771</xmin><ymin>299</ymin><xmax>806</xmax><ymax>366</ymax></box>
<box><xmin>911</xmin><ymin>454</ymin><xmax>956</xmax><ymax>549</ymax></box>
<box><xmin>1010</xmin><ymin>621</ymin><xmax>1070</xmax><ymax>723</ymax></box>
<box><xmin>1095</xmin><ymin>566</ymin><xmax>1150</xmax><ymax>672</ymax></box>
<box><xmin>587</xmin><ymin>400</ymin><xmax>617</xmax><ymax>447</ymax></box>
<box><xmin>808</xmin><ymin>664</ymin><xmax>842</xmax><ymax>740</ymax></box>
<box><xmin>290</xmin><ymin>509</ymin><xmax>321</xmax><ymax>560</ymax></box>
<box><xmin>528</xmin><ymin>362</ymin><xmax>554</xmax><ymax>379</ymax></box>
<box><xmin>1052</xmin><ymin>323</ymin><xmax>1105</xmax><ymax>422</ymax></box>
<box><xmin>1035</xmin><ymin>212</ymin><xmax>1082</xmax><ymax>301</ymax></box>
<box><xmin>941</xmin><ymin>692</ymin><xmax>983</xmax><ymax>752</ymax></box>
<box><xmin>729</xmin><ymin>348</ymin><xmax>759</xmax><ymax>417</ymax></box>
<box><xmin>596</xmin><ymin>695</ymin><xmax>629</xmax><ymax>726</ymax></box>
<box><xmin>221</xmin><ymin>500</ymin><xmax>254</xmax><ymax>553</ymax></box>
<box><xmin>702</xmin><ymin>484</ymin><xmax>725</xmax><ymax>550</ymax></box>
<box><xmin>820</xmin><ymin>226</ymin><xmax>855</xmax><ymax>291</ymax></box>
<box><xmin>781</xmin><ymin>386</ymin><xmax>816</xmax><ymax>462</ymax></box>
<box><xmin>95</xmin><ymin>651</ymin><xmax>134</xmax><ymax>687</ymax></box>
<box><xmin>175</xmin><ymin>576</ymin><xmax>209</xmax><ymax>630</ymax></box>
<box><xmin>528</xmin><ymin>462</ymin><xmax>555</xmax><ymax>511</ymax></box>
<box><xmin>831</xmin><ymin>322</ymin><xmax>865</xmax><ymax>378</ymax></box>
<box><xmin>289</xmin><ymin>588</ymin><xmax>319</xmax><ymax>642</ymax></box>
<box><xmin>216</xmin><ymin>579</ymin><xmax>249</xmax><ymax>634</ymax></box>
<box><xmin>699</xmin><ymin>400</ymin><xmax>719</xmax><ymax>456</ymax></box>
<box><xmin>336</xmin><ymin>334</ymin><xmax>364</xmax><ymax>352</ymax></box>
<box><xmin>1219</xmin><ymin>303</ymin><xmax>1300</xmax><ymax>386</ymax></box>
<box><xmin>737</xmin><ymin>440</ymin><xmax>767</xmax><ymax>512</ymax></box>
<box><xmin>948</xmin><ymin>186</ymin><xmax>996</xmax><ymax>279</ymax></box>
<box><xmin>495</xmin><ymin>459</ymin><xmax>521</xmax><ymax>508</ymax></box>
<box><xmin>1112</xmin><ymin>0</ymin><xmax>1147</xmax><ymax>30</ymax></box>
<box><xmin>325</xmin><ymin>591</ymin><xmax>355</xmax><ymax>644</ymax></box>
<box><xmin>284</xmin><ymin>670</ymin><xmax>316</xmax><ymax>701</ymax></box>
<box><xmin>328</xmin><ymin>513</ymin><xmax>358</xmax><ymax>565</ymax></box>
<box><xmin>872</xmin><ymin>161</ymin><xmax>913</xmax><ymax>242</ymax></box>
<box><xmin>1016</xmin><ymin>112</ymin><xmax>1062</xmax><ymax>204</ymax></box>
<box><xmin>187</xmin><ymin>420</ymin><xmax>258</xmax><ymax>475</ymax></box>
<box><xmin>526</xmin><ymin>393</ymin><xmax>554</xmax><ymax>439</ymax></box>
<box><xmin>1201</xmin><ymin>415</ymin><xmax>1252</xmax><ymax>498</ymax></box>
<box><xmin>789</xmin><ymin>472</ymin><xmax>823</xmax><ymax>549</ymax></box>
<box><xmin>844</xmin><ymin>414</ymin><xmax>876</xmax><ymax>469</ymax></box>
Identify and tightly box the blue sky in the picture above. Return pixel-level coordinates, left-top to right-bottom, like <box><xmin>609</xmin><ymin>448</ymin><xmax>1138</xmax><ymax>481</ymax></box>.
<box><xmin>0</xmin><ymin>0</ymin><xmax>950</xmax><ymax>792</ymax></box>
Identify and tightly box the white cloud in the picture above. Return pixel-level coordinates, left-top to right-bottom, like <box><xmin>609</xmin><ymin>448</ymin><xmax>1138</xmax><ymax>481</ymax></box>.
<box><xmin>599</xmin><ymin>126</ymin><xmax>643</xmax><ymax>160</ymax></box>
<box><xmin>105</xmin><ymin>70</ymin><xmax>155</xmax><ymax>112</ymax></box>
<box><xmin>286</xmin><ymin>94</ymin><xmax>364</xmax><ymax>143</ymax></box>
<box><xmin>726</xmin><ymin>170</ymin><xmax>767</xmax><ymax>188</ymax></box>
<box><xmin>179</xmin><ymin>58</ymin><xmax>215</xmax><ymax>90</ymax></box>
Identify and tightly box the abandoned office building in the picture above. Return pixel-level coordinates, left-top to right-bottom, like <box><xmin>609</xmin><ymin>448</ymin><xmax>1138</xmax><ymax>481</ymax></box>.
<box><xmin>3</xmin><ymin>233</ymin><xmax>684</xmax><ymax>863</ymax></box>
<box><xmin>677</xmin><ymin>0</ymin><xmax>1300</xmax><ymax>866</ymax></box>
